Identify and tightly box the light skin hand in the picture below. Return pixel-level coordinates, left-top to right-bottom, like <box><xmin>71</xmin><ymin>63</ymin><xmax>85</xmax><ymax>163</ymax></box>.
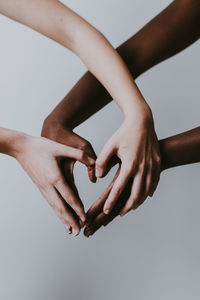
<box><xmin>1</xmin><ymin>0</ymin><xmax>161</xmax><ymax>211</ymax></box>
<box><xmin>42</xmin><ymin>122</ymin><xmax>97</xmax><ymax>183</ymax></box>
<box><xmin>95</xmin><ymin>110</ymin><xmax>161</xmax><ymax>216</ymax></box>
<box><xmin>41</xmin><ymin>121</ymin><xmax>97</xmax><ymax>230</ymax></box>
<box><xmin>14</xmin><ymin>134</ymin><xmax>95</xmax><ymax>236</ymax></box>
<box><xmin>85</xmin><ymin>126</ymin><xmax>200</xmax><ymax>237</ymax></box>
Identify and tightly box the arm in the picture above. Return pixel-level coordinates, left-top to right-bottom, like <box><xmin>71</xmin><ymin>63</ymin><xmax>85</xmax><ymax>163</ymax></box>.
<box><xmin>43</xmin><ymin>0</ymin><xmax>200</xmax><ymax>129</ymax></box>
<box><xmin>1</xmin><ymin>0</ymin><xmax>161</xmax><ymax>213</ymax></box>
<box><xmin>0</xmin><ymin>0</ymin><xmax>150</xmax><ymax>118</ymax></box>
<box><xmin>84</xmin><ymin>126</ymin><xmax>200</xmax><ymax>237</ymax></box>
<box><xmin>42</xmin><ymin>0</ymin><xmax>200</xmax><ymax>215</ymax></box>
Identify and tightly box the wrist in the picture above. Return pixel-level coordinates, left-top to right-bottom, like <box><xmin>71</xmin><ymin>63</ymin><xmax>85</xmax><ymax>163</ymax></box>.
<box><xmin>124</xmin><ymin>102</ymin><xmax>153</xmax><ymax>127</ymax></box>
<box><xmin>42</xmin><ymin>117</ymin><xmax>72</xmax><ymax>140</ymax></box>
<box><xmin>3</xmin><ymin>130</ymin><xmax>28</xmax><ymax>159</ymax></box>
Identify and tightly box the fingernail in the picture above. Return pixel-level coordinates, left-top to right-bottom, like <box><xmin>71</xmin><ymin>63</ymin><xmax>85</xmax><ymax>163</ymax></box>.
<box><xmin>66</xmin><ymin>226</ymin><xmax>72</xmax><ymax>234</ymax></box>
<box><xmin>95</xmin><ymin>169</ymin><xmax>101</xmax><ymax>178</ymax></box>
<box><xmin>72</xmin><ymin>229</ymin><xmax>79</xmax><ymax>237</ymax></box>
<box><xmin>104</xmin><ymin>209</ymin><xmax>110</xmax><ymax>215</ymax></box>
<box><xmin>81</xmin><ymin>216</ymin><xmax>86</xmax><ymax>223</ymax></box>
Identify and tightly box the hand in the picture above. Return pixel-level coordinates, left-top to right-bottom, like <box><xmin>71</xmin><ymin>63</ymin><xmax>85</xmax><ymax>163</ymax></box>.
<box><xmin>95</xmin><ymin>107</ymin><xmax>161</xmax><ymax>216</ymax></box>
<box><xmin>14</xmin><ymin>134</ymin><xmax>95</xmax><ymax>236</ymax></box>
<box><xmin>41</xmin><ymin>121</ymin><xmax>97</xmax><ymax>233</ymax></box>
<box><xmin>84</xmin><ymin>166</ymin><xmax>147</xmax><ymax>237</ymax></box>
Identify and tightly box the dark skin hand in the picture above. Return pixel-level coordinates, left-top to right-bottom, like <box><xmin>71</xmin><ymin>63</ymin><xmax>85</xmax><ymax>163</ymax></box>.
<box><xmin>42</xmin><ymin>0</ymin><xmax>200</xmax><ymax>232</ymax></box>
<box><xmin>84</xmin><ymin>127</ymin><xmax>200</xmax><ymax>237</ymax></box>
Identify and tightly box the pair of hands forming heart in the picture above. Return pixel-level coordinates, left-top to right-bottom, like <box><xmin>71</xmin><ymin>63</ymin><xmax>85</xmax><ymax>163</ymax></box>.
<box><xmin>41</xmin><ymin>121</ymin><xmax>159</xmax><ymax>237</ymax></box>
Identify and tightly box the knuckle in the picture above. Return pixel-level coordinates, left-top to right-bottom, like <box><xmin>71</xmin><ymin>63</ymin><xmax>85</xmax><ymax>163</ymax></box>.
<box><xmin>76</xmin><ymin>149</ymin><xmax>85</xmax><ymax>161</ymax></box>
<box><xmin>49</xmin><ymin>201</ymin><xmax>57</xmax><ymax>211</ymax></box>
<box><xmin>48</xmin><ymin>173</ymin><xmax>60</xmax><ymax>186</ymax></box>
<box><xmin>79</xmin><ymin>141</ymin><xmax>92</xmax><ymax>152</ymax></box>
<box><xmin>155</xmin><ymin>155</ymin><xmax>161</xmax><ymax>165</ymax></box>
<box><xmin>138</xmin><ymin>160</ymin><xmax>145</xmax><ymax>172</ymax></box>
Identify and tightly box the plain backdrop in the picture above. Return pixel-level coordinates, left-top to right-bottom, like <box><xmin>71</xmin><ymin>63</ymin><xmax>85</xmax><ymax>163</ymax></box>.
<box><xmin>0</xmin><ymin>1</ymin><xmax>199</xmax><ymax>299</ymax></box>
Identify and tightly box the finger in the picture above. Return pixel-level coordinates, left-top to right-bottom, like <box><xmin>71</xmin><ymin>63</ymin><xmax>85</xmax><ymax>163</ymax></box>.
<box><xmin>86</xmin><ymin>179</ymin><xmax>114</xmax><ymax>225</ymax></box>
<box><xmin>82</xmin><ymin>142</ymin><xmax>97</xmax><ymax>183</ymax></box>
<box><xmin>149</xmin><ymin>160</ymin><xmax>161</xmax><ymax>197</ymax></box>
<box><xmin>86</xmin><ymin>182</ymin><xmax>132</xmax><ymax>237</ymax></box>
<box><xmin>120</xmin><ymin>169</ymin><xmax>145</xmax><ymax>216</ymax></box>
<box><xmin>101</xmin><ymin>155</ymin><xmax>120</xmax><ymax>178</ymax></box>
<box><xmin>42</xmin><ymin>186</ymin><xmax>80</xmax><ymax>236</ymax></box>
<box><xmin>86</xmin><ymin>168</ymin><xmax>120</xmax><ymax>225</ymax></box>
<box><xmin>60</xmin><ymin>159</ymin><xmax>86</xmax><ymax>228</ymax></box>
<box><xmin>132</xmin><ymin>193</ymin><xmax>146</xmax><ymax>210</ymax></box>
<box><xmin>54</xmin><ymin>174</ymin><xmax>86</xmax><ymax>223</ymax></box>
<box><xmin>132</xmin><ymin>174</ymin><xmax>149</xmax><ymax>210</ymax></box>
<box><xmin>65</xmin><ymin>225</ymin><xmax>72</xmax><ymax>234</ymax></box>
<box><xmin>95</xmin><ymin>143</ymin><xmax>115</xmax><ymax>178</ymax></box>
<box><xmin>103</xmin><ymin>165</ymin><xmax>132</xmax><ymax>214</ymax></box>
<box><xmin>87</xmin><ymin>165</ymin><xmax>96</xmax><ymax>183</ymax></box>
<box><xmin>61</xmin><ymin>158</ymin><xmax>79</xmax><ymax>197</ymax></box>
<box><xmin>145</xmin><ymin>161</ymin><xmax>153</xmax><ymax>196</ymax></box>
<box><xmin>55</xmin><ymin>145</ymin><xmax>95</xmax><ymax>166</ymax></box>
<box><xmin>84</xmin><ymin>212</ymin><xmax>106</xmax><ymax>237</ymax></box>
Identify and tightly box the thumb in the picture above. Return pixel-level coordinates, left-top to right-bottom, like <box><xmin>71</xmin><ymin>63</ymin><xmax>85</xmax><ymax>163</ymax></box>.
<box><xmin>95</xmin><ymin>142</ymin><xmax>115</xmax><ymax>178</ymax></box>
<box><xmin>82</xmin><ymin>143</ymin><xmax>97</xmax><ymax>183</ymax></box>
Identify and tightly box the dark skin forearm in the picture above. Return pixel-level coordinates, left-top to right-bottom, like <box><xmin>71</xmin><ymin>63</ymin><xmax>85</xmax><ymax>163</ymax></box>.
<box><xmin>160</xmin><ymin>126</ymin><xmax>200</xmax><ymax>170</ymax></box>
<box><xmin>44</xmin><ymin>0</ymin><xmax>200</xmax><ymax>129</ymax></box>
<box><xmin>84</xmin><ymin>126</ymin><xmax>200</xmax><ymax>237</ymax></box>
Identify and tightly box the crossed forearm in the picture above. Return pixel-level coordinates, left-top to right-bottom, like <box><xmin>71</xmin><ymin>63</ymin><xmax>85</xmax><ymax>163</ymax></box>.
<box><xmin>45</xmin><ymin>0</ymin><xmax>200</xmax><ymax>129</ymax></box>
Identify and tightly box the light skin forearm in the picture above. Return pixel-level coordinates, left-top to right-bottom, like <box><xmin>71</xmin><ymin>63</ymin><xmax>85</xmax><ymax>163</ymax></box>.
<box><xmin>45</xmin><ymin>0</ymin><xmax>200</xmax><ymax>129</ymax></box>
<box><xmin>0</xmin><ymin>0</ymin><xmax>150</xmax><ymax>119</ymax></box>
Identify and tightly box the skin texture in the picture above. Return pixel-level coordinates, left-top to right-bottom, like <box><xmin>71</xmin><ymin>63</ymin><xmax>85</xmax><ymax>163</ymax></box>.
<box><xmin>84</xmin><ymin>126</ymin><xmax>200</xmax><ymax>236</ymax></box>
<box><xmin>0</xmin><ymin>0</ymin><xmax>163</xmax><ymax>233</ymax></box>
<box><xmin>42</xmin><ymin>0</ymin><xmax>200</xmax><ymax>232</ymax></box>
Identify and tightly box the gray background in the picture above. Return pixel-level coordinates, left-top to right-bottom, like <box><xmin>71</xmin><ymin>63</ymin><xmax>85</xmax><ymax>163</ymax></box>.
<box><xmin>0</xmin><ymin>0</ymin><xmax>199</xmax><ymax>299</ymax></box>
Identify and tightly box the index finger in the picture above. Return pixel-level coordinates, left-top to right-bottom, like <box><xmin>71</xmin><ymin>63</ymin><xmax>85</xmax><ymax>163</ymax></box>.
<box><xmin>86</xmin><ymin>168</ymin><xmax>120</xmax><ymax>225</ymax></box>
<box><xmin>55</xmin><ymin>175</ymin><xmax>86</xmax><ymax>223</ymax></box>
<box><xmin>85</xmin><ymin>178</ymin><xmax>132</xmax><ymax>237</ymax></box>
<box><xmin>103</xmin><ymin>165</ymin><xmax>132</xmax><ymax>214</ymax></box>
